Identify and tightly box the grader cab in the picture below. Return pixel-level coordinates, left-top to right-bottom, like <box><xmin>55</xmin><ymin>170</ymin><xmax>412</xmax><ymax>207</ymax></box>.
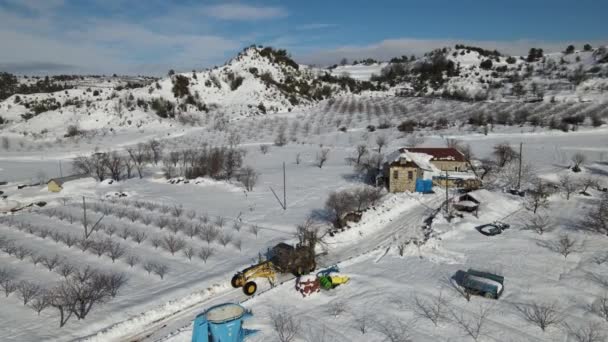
<box><xmin>231</xmin><ymin>243</ymin><xmax>317</xmax><ymax>296</ymax></box>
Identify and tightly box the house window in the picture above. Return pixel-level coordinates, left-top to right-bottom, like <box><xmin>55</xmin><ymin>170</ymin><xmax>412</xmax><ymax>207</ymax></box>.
<box><xmin>393</xmin><ymin>170</ymin><xmax>398</xmax><ymax>179</ymax></box>
<box><xmin>455</xmin><ymin>166</ymin><xmax>459</xmax><ymax>171</ymax></box>
<box><xmin>408</xmin><ymin>171</ymin><xmax>413</xmax><ymax>180</ymax></box>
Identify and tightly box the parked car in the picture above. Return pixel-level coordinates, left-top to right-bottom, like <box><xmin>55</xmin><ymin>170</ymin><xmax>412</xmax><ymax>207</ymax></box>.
<box><xmin>476</xmin><ymin>224</ymin><xmax>502</xmax><ymax>236</ymax></box>
<box><xmin>452</xmin><ymin>269</ymin><xmax>505</xmax><ymax>299</ymax></box>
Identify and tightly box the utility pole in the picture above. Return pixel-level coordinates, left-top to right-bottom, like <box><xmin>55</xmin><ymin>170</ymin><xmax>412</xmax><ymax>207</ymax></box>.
<box><xmin>283</xmin><ymin>162</ymin><xmax>286</xmax><ymax>210</ymax></box>
<box><xmin>517</xmin><ymin>142</ymin><xmax>523</xmax><ymax>190</ymax></box>
<box><xmin>445</xmin><ymin>169</ymin><xmax>449</xmax><ymax>214</ymax></box>
<box><xmin>82</xmin><ymin>196</ymin><xmax>88</xmax><ymax>238</ymax></box>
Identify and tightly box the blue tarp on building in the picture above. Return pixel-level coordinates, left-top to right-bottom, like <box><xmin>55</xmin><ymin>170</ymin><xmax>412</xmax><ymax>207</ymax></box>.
<box><xmin>415</xmin><ymin>179</ymin><xmax>433</xmax><ymax>193</ymax></box>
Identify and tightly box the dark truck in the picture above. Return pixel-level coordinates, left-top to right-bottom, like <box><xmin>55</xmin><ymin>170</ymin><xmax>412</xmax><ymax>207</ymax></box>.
<box><xmin>453</xmin><ymin>269</ymin><xmax>504</xmax><ymax>299</ymax></box>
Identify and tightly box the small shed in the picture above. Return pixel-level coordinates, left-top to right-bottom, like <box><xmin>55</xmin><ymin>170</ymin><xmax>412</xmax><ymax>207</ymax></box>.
<box><xmin>454</xmin><ymin>189</ymin><xmax>495</xmax><ymax>214</ymax></box>
<box><xmin>47</xmin><ymin>174</ymin><xmax>88</xmax><ymax>193</ymax></box>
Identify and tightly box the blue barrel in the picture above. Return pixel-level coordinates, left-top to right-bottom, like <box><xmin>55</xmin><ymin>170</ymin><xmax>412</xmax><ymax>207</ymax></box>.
<box><xmin>192</xmin><ymin>303</ymin><xmax>248</xmax><ymax>342</ymax></box>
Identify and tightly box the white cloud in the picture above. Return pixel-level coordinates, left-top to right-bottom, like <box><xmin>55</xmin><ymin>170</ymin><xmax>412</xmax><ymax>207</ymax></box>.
<box><xmin>0</xmin><ymin>4</ymin><xmax>242</xmax><ymax>74</ymax></box>
<box><xmin>203</xmin><ymin>3</ymin><xmax>287</xmax><ymax>21</ymax></box>
<box><xmin>298</xmin><ymin>38</ymin><xmax>608</xmax><ymax>66</ymax></box>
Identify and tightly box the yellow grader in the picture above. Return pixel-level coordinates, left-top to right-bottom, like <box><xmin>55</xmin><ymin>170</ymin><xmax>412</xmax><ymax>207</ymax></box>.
<box><xmin>231</xmin><ymin>243</ymin><xmax>317</xmax><ymax>295</ymax></box>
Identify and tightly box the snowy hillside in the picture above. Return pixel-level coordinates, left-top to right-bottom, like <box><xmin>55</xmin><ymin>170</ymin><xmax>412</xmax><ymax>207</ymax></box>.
<box><xmin>0</xmin><ymin>46</ymin><xmax>376</xmax><ymax>137</ymax></box>
<box><xmin>371</xmin><ymin>45</ymin><xmax>608</xmax><ymax>102</ymax></box>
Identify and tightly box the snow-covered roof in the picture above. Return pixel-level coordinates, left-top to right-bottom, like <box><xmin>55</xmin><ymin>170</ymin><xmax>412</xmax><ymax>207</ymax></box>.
<box><xmin>386</xmin><ymin>149</ymin><xmax>441</xmax><ymax>173</ymax></box>
<box><xmin>48</xmin><ymin>174</ymin><xmax>89</xmax><ymax>186</ymax></box>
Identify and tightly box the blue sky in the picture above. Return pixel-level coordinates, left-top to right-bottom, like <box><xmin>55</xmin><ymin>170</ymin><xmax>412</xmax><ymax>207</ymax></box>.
<box><xmin>0</xmin><ymin>0</ymin><xmax>606</xmax><ymax>74</ymax></box>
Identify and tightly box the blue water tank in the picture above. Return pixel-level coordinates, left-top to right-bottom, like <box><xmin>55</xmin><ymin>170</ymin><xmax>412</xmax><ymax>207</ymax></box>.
<box><xmin>192</xmin><ymin>303</ymin><xmax>250</xmax><ymax>342</ymax></box>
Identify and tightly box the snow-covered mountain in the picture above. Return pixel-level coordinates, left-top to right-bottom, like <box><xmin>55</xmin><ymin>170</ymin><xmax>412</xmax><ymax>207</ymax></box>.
<box><xmin>1</xmin><ymin>44</ymin><xmax>607</xmax><ymax>137</ymax></box>
<box><xmin>367</xmin><ymin>45</ymin><xmax>608</xmax><ymax>102</ymax></box>
<box><xmin>0</xmin><ymin>46</ymin><xmax>374</xmax><ymax>136</ymax></box>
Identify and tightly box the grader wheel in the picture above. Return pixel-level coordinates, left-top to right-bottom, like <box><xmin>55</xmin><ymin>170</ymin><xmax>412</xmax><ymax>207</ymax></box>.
<box><xmin>231</xmin><ymin>274</ymin><xmax>243</xmax><ymax>288</ymax></box>
<box><xmin>243</xmin><ymin>281</ymin><xmax>258</xmax><ymax>296</ymax></box>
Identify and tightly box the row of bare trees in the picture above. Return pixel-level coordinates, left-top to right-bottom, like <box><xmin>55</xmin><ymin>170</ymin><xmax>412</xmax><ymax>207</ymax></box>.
<box><xmin>0</xmin><ymin>265</ymin><xmax>126</xmax><ymax>327</ymax></box>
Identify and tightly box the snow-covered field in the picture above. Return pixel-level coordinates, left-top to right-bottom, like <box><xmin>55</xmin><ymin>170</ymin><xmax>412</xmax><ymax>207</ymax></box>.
<box><xmin>0</xmin><ymin>91</ymin><xmax>608</xmax><ymax>342</ymax></box>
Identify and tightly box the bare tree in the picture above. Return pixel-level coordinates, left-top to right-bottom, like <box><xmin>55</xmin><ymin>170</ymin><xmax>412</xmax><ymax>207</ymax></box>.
<box><xmin>91</xmin><ymin>239</ymin><xmax>111</xmax><ymax>257</ymax></box>
<box><xmin>153</xmin><ymin>263</ymin><xmax>169</xmax><ymax>279</ymax></box>
<box><xmin>104</xmin><ymin>151</ymin><xmax>125</xmax><ymax>181</ymax></box>
<box><xmin>274</xmin><ymin>126</ymin><xmax>288</xmax><ymax>146</ymax></box>
<box><xmin>168</xmin><ymin>219</ymin><xmax>182</xmax><ymax>234</ymax></box>
<box><xmin>156</xmin><ymin>217</ymin><xmax>170</xmax><ymax>230</ymax></box>
<box><xmin>559</xmin><ymin>174</ymin><xmax>580</xmax><ymax>200</ymax></box>
<box><xmin>581</xmin><ymin>177</ymin><xmax>600</xmax><ymax>194</ymax></box>
<box><xmin>198</xmin><ymin>246</ymin><xmax>214</xmax><ymax>263</ymax></box>
<box><xmin>127</xmin><ymin>143</ymin><xmax>149</xmax><ymax>178</ymax></box>
<box><xmin>237</xmin><ymin>166</ymin><xmax>259</xmax><ymax>191</ymax></box>
<box><xmin>14</xmin><ymin>245</ymin><xmax>31</xmax><ymax>260</ymax></box>
<box><xmin>524</xmin><ymin>214</ymin><xmax>553</xmax><ymax>235</ymax></box>
<box><xmin>171</xmin><ymin>204</ymin><xmax>183</xmax><ymax>217</ymax></box>
<box><xmin>186</xmin><ymin>209</ymin><xmax>197</xmax><ymax>220</ymax></box>
<box><xmin>58</xmin><ymin>263</ymin><xmax>76</xmax><ymax>279</ymax></box>
<box><xmin>200</xmin><ymin>225</ymin><xmax>219</xmax><ymax>244</ymax></box>
<box><xmin>580</xmin><ymin>193</ymin><xmax>608</xmax><ymax>235</ymax></box>
<box><xmin>526</xmin><ymin>180</ymin><xmax>550</xmax><ymax>213</ymax></box>
<box><xmin>30</xmin><ymin>253</ymin><xmax>45</xmax><ymax>266</ymax></box>
<box><xmin>118</xmin><ymin>227</ymin><xmax>131</xmax><ymax>240</ymax></box>
<box><xmin>183</xmin><ymin>246</ymin><xmax>195</xmax><ymax>261</ymax></box>
<box><xmin>143</xmin><ymin>261</ymin><xmax>156</xmax><ymax>275</ymax></box>
<box><xmin>131</xmin><ymin>231</ymin><xmax>147</xmax><ymax>244</ymax></box>
<box><xmin>183</xmin><ymin>223</ymin><xmax>200</xmax><ymax>239</ymax></box>
<box><xmin>353</xmin><ymin>312</ymin><xmax>371</xmax><ymax>334</ymax></box>
<box><xmin>374</xmin><ymin>318</ymin><xmax>413</xmax><ymax>342</ymax></box>
<box><xmin>162</xmin><ymin>235</ymin><xmax>186</xmax><ymax>255</ymax></box>
<box><xmin>375</xmin><ymin>135</ymin><xmax>387</xmax><ymax>154</ymax></box>
<box><xmin>353</xmin><ymin>186</ymin><xmax>383</xmax><ymax>211</ymax></box>
<box><xmin>147</xmin><ymin>139</ymin><xmax>163</xmax><ymax>165</ymax></box>
<box><xmin>450</xmin><ymin>305</ymin><xmax>493</xmax><ymax>341</ymax></box>
<box><xmin>42</xmin><ymin>254</ymin><xmax>63</xmax><ymax>271</ymax></box>
<box><xmin>62</xmin><ymin>234</ymin><xmax>78</xmax><ymax>248</ymax></box>
<box><xmin>571</xmin><ymin>153</ymin><xmax>586</xmax><ymax>172</ymax></box>
<box><xmin>259</xmin><ymin>144</ymin><xmax>270</xmax><ymax>154</ymax></box>
<box><xmin>106</xmin><ymin>241</ymin><xmax>126</xmax><ymax>263</ymax></box>
<box><xmin>126</xmin><ymin>255</ymin><xmax>139</xmax><ymax>268</ymax></box>
<box><xmin>590</xmin><ymin>294</ymin><xmax>608</xmax><ymax>322</ymax></box>
<box><xmin>1</xmin><ymin>279</ymin><xmax>17</xmax><ymax>297</ymax></box>
<box><xmin>327</xmin><ymin>300</ymin><xmax>348</xmax><ymax>317</ymax></box>
<box><xmin>493</xmin><ymin>142</ymin><xmax>518</xmax><ymax>167</ymax></box>
<box><xmin>270</xmin><ymin>306</ymin><xmax>301</xmax><ymax>342</ymax></box>
<box><xmin>29</xmin><ymin>290</ymin><xmax>50</xmax><ymax>315</ymax></box>
<box><xmin>249</xmin><ymin>224</ymin><xmax>260</xmax><ymax>237</ymax></box>
<box><xmin>48</xmin><ymin>283</ymin><xmax>76</xmax><ymax>327</ymax></box>
<box><xmin>17</xmin><ymin>281</ymin><xmax>40</xmax><ymax>305</ymax></box>
<box><xmin>354</xmin><ymin>144</ymin><xmax>368</xmax><ymax>165</ymax></box>
<box><xmin>215</xmin><ymin>215</ymin><xmax>225</xmax><ymax>227</ymax></box>
<box><xmin>77</xmin><ymin>238</ymin><xmax>94</xmax><ymax>252</ymax></box>
<box><xmin>513</xmin><ymin>301</ymin><xmax>562</xmax><ymax>332</ymax></box>
<box><xmin>325</xmin><ymin>189</ymin><xmax>357</xmax><ymax>227</ymax></box>
<box><xmin>563</xmin><ymin>322</ymin><xmax>605</xmax><ymax>342</ymax></box>
<box><xmin>315</xmin><ymin>148</ymin><xmax>330</xmax><ymax>168</ymax></box>
<box><xmin>412</xmin><ymin>291</ymin><xmax>449</xmax><ymax>326</ymax></box>
<box><xmin>218</xmin><ymin>232</ymin><xmax>233</xmax><ymax>247</ymax></box>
